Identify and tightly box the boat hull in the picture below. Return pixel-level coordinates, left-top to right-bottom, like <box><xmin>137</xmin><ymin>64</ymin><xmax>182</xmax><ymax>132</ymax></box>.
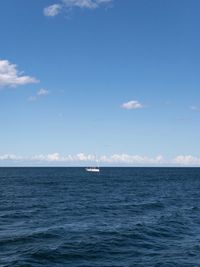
<box><xmin>86</xmin><ymin>168</ymin><xmax>100</xmax><ymax>173</ymax></box>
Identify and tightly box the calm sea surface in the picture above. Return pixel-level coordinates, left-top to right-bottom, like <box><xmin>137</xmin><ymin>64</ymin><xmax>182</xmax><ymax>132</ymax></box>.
<box><xmin>1</xmin><ymin>167</ymin><xmax>200</xmax><ymax>266</ymax></box>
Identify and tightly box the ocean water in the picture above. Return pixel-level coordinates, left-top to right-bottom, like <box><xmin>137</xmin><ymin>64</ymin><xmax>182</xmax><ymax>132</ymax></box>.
<box><xmin>1</xmin><ymin>168</ymin><xmax>200</xmax><ymax>267</ymax></box>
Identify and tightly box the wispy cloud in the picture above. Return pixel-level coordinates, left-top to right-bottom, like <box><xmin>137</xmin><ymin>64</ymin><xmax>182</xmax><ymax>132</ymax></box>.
<box><xmin>100</xmin><ymin>154</ymin><xmax>164</xmax><ymax>165</ymax></box>
<box><xmin>2</xmin><ymin>153</ymin><xmax>200</xmax><ymax>166</ymax></box>
<box><xmin>190</xmin><ymin>105</ymin><xmax>199</xmax><ymax>111</ymax></box>
<box><xmin>28</xmin><ymin>88</ymin><xmax>49</xmax><ymax>101</ymax></box>
<box><xmin>0</xmin><ymin>154</ymin><xmax>22</xmax><ymax>161</ymax></box>
<box><xmin>0</xmin><ymin>59</ymin><xmax>38</xmax><ymax>87</ymax></box>
<box><xmin>173</xmin><ymin>155</ymin><xmax>200</xmax><ymax>166</ymax></box>
<box><xmin>0</xmin><ymin>153</ymin><xmax>164</xmax><ymax>166</ymax></box>
<box><xmin>44</xmin><ymin>0</ymin><xmax>113</xmax><ymax>17</ymax></box>
<box><xmin>28</xmin><ymin>96</ymin><xmax>37</xmax><ymax>102</ymax></box>
<box><xmin>32</xmin><ymin>153</ymin><xmax>60</xmax><ymax>162</ymax></box>
<box><xmin>37</xmin><ymin>88</ymin><xmax>49</xmax><ymax>96</ymax></box>
<box><xmin>44</xmin><ymin>4</ymin><xmax>62</xmax><ymax>17</ymax></box>
<box><xmin>121</xmin><ymin>100</ymin><xmax>144</xmax><ymax>110</ymax></box>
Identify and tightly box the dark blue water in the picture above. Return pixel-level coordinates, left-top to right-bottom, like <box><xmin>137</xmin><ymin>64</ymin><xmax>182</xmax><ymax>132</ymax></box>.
<box><xmin>1</xmin><ymin>168</ymin><xmax>200</xmax><ymax>266</ymax></box>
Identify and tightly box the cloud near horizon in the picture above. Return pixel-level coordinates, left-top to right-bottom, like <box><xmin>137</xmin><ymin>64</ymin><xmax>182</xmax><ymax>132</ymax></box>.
<box><xmin>0</xmin><ymin>60</ymin><xmax>38</xmax><ymax>87</ymax></box>
<box><xmin>1</xmin><ymin>153</ymin><xmax>200</xmax><ymax>166</ymax></box>
<box><xmin>173</xmin><ymin>155</ymin><xmax>200</xmax><ymax>166</ymax></box>
<box><xmin>44</xmin><ymin>0</ymin><xmax>113</xmax><ymax>17</ymax></box>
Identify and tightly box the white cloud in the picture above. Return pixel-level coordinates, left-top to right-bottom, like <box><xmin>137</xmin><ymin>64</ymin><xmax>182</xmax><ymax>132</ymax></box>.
<box><xmin>0</xmin><ymin>60</ymin><xmax>38</xmax><ymax>87</ymax></box>
<box><xmin>46</xmin><ymin>153</ymin><xmax>60</xmax><ymax>161</ymax></box>
<box><xmin>0</xmin><ymin>153</ymin><xmax>164</xmax><ymax>165</ymax></box>
<box><xmin>44</xmin><ymin>0</ymin><xmax>112</xmax><ymax>17</ymax></box>
<box><xmin>37</xmin><ymin>88</ymin><xmax>49</xmax><ymax>96</ymax></box>
<box><xmin>28</xmin><ymin>88</ymin><xmax>49</xmax><ymax>101</ymax></box>
<box><xmin>74</xmin><ymin>153</ymin><xmax>95</xmax><ymax>161</ymax></box>
<box><xmin>1</xmin><ymin>153</ymin><xmax>200</xmax><ymax>166</ymax></box>
<box><xmin>173</xmin><ymin>155</ymin><xmax>200</xmax><ymax>166</ymax></box>
<box><xmin>32</xmin><ymin>153</ymin><xmax>60</xmax><ymax>162</ymax></box>
<box><xmin>63</xmin><ymin>0</ymin><xmax>112</xmax><ymax>9</ymax></box>
<box><xmin>0</xmin><ymin>154</ymin><xmax>22</xmax><ymax>161</ymax></box>
<box><xmin>63</xmin><ymin>0</ymin><xmax>98</xmax><ymax>9</ymax></box>
<box><xmin>99</xmin><ymin>154</ymin><xmax>164</xmax><ymax>165</ymax></box>
<box><xmin>44</xmin><ymin>4</ymin><xmax>61</xmax><ymax>17</ymax></box>
<box><xmin>31</xmin><ymin>153</ymin><xmax>94</xmax><ymax>162</ymax></box>
<box><xmin>121</xmin><ymin>100</ymin><xmax>144</xmax><ymax>110</ymax></box>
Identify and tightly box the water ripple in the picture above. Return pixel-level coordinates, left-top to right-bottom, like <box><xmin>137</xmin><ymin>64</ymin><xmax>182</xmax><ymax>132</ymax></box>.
<box><xmin>1</xmin><ymin>167</ymin><xmax>200</xmax><ymax>266</ymax></box>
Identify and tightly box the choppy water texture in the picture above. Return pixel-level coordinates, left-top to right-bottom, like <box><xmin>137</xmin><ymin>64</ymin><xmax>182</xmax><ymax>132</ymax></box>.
<box><xmin>1</xmin><ymin>168</ymin><xmax>200</xmax><ymax>266</ymax></box>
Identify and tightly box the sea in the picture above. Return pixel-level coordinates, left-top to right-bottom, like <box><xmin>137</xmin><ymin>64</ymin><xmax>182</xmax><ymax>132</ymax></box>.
<box><xmin>1</xmin><ymin>167</ymin><xmax>200</xmax><ymax>267</ymax></box>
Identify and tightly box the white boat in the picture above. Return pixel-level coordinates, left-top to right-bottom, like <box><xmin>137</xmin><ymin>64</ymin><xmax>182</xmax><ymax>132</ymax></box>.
<box><xmin>86</xmin><ymin>155</ymin><xmax>100</xmax><ymax>172</ymax></box>
<box><xmin>86</xmin><ymin>167</ymin><xmax>100</xmax><ymax>173</ymax></box>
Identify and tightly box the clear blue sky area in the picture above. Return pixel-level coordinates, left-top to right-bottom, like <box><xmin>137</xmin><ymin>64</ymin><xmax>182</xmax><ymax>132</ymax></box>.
<box><xmin>0</xmin><ymin>0</ymin><xmax>200</xmax><ymax>165</ymax></box>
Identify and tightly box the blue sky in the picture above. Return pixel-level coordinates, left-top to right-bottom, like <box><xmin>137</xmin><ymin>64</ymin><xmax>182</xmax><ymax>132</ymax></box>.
<box><xmin>0</xmin><ymin>0</ymin><xmax>200</xmax><ymax>166</ymax></box>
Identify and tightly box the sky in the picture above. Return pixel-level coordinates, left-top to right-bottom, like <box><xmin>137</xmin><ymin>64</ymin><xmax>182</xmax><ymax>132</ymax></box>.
<box><xmin>0</xmin><ymin>0</ymin><xmax>200</xmax><ymax>166</ymax></box>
